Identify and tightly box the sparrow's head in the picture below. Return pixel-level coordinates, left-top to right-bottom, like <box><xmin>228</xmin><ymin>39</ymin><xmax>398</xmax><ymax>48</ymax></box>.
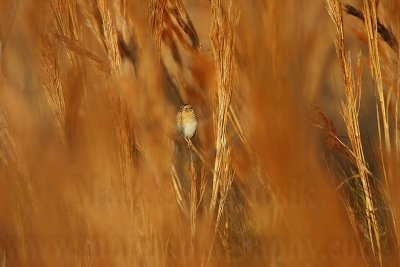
<box><xmin>180</xmin><ymin>104</ymin><xmax>194</xmax><ymax>113</ymax></box>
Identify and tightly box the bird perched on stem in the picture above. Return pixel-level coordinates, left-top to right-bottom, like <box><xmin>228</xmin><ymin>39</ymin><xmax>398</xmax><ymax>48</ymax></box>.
<box><xmin>176</xmin><ymin>104</ymin><xmax>197</xmax><ymax>143</ymax></box>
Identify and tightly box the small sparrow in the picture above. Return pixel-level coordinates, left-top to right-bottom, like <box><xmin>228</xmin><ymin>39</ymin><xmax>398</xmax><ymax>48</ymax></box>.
<box><xmin>176</xmin><ymin>104</ymin><xmax>197</xmax><ymax>140</ymax></box>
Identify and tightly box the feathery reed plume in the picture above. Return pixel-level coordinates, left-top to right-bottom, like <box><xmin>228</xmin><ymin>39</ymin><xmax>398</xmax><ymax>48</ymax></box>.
<box><xmin>40</xmin><ymin>36</ymin><xmax>66</xmax><ymax>140</ymax></box>
<box><xmin>149</xmin><ymin>0</ymin><xmax>167</xmax><ymax>58</ymax></box>
<box><xmin>363</xmin><ymin>4</ymin><xmax>400</xmax><ymax>259</ymax></box>
<box><xmin>327</xmin><ymin>0</ymin><xmax>382</xmax><ymax>264</ymax></box>
<box><xmin>97</xmin><ymin>0</ymin><xmax>122</xmax><ymax>74</ymax></box>
<box><xmin>363</xmin><ymin>0</ymin><xmax>391</xmax><ymax>154</ymax></box>
<box><xmin>209</xmin><ymin>0</ymin><xmax>239</xmax><ymax>213</ymax></box>
<box><xmin>50</xmin><ymin>0</ymin><xmax>83</xmax><ymax>69</ymax></box>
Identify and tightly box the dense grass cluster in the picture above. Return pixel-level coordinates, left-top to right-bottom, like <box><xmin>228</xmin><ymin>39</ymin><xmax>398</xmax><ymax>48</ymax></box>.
<box><xmin>0</xmin><ymin>0</ymin><xmax>400</xmax><ymax>266</ymax></box>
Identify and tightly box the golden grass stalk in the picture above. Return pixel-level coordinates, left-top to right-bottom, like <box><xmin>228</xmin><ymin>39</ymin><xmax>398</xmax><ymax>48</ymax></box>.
<box><xmin>99</xmin><ymin>0</ymin><xmax>136</xmax><ymax>184</ymax></box>
<box><xmin>170</xmin><ymin>164</ymin><xmax>186</xmax><ymax>212</ymax></box>
<box><xmin>40</xmin><ymin>37</ymin><xmax>66</xmax><ymax>140</ymax></box>
<box><xmin>345</xmin><ymin>2</ymin><xmax>400</xmax><ymax>261</ymax></box>
<box><xmin>207</xmin><ymin>147</ymin><xmax>234</xmax><ymax>262</ymax></box>
<box><xmin>92</xmin><ymin>0</ymin><xmax>121</xmax><ymax>76</ymax></box>
<box><xmin>327</xmin><ymin>0</ymin><xmax>382</xmax><ymax>264</ymax></box>
<box><xmin>343</xmin><ymin>54</ymin><xmax>382</xmax><ymax>265</ymax></box>
<box><xmin>0</xmin><ymin>38</ymin><xmax>2</xmax><ymax>71</ymax></box>
<box><xmin>50</xmin><ymin>0</ymin><xmax>82</xmax><ymax>69</ymax></box>
<box><xmin>397</xmin><ymin>49</ymin><xmax>400</xmax><ymax>158</ymax></box>
<box><xmin>189</xmin><ymin>154</ymin><xmax>197</xmax><ymax>251</ymax></box>
<box><xmin>209</xmin><ymin>0</ymin><xmax>239</xmax><ymax>213</ymax></box>
<box><xmin>363</xmin><ymin>0</ymin><xmax>391</xmax><ymax>154</ymax></box>
<box><xmin>149</xmin><ymin>0</ymin><xmax>167</xmax><ymax>59</ymax></box>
